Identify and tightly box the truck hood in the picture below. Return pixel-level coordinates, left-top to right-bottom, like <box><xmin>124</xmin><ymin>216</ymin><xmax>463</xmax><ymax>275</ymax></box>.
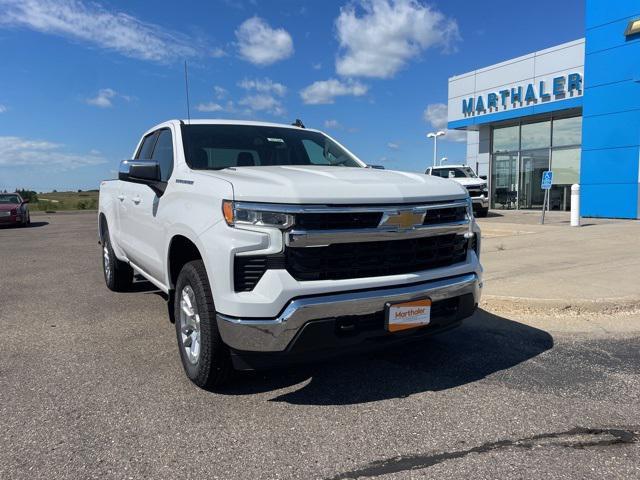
<box><xmin>203</xmin><ymin>166</ymin><xmax>468</xmax><ymax>204</ymax></box>
<box><xmin>450</xmin><ymin>177</ymin><xmax>487</xmax><ymax>188</ymax></box>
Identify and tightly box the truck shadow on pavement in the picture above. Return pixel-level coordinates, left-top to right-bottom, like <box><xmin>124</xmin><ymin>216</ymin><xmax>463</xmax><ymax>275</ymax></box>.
<box><xmin>219</xmin><ymin>309</ymin><xmax>554</xmax><ymax>405</ymax></box>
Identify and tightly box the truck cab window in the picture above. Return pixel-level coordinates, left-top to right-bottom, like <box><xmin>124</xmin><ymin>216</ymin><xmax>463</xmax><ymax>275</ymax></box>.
<box><xmin>136</xmin><ymin>131</ymin><xmax>159</xmax><ymax>160</ymax></box>
<box><xmin>152</xmin><ymin>130</ymin><xmax>174</xmax><ymax>182</ymax></box>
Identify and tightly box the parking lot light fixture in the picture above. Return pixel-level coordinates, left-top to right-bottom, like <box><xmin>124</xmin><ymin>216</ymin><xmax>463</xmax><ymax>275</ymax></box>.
<box><xmin>426</xmin><ymin>131</ymin><xmax>445</xmax><ymax>167</ymax></box>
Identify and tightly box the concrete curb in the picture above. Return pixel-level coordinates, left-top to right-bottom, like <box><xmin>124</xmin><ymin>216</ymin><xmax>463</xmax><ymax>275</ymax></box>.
<box><xmin>481</xmin><ymin>294</ymin><xmax>640</xmax><ymax>317</ymax></box>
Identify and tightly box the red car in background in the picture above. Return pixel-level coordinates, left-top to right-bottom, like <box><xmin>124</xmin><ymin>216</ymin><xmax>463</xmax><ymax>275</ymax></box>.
<box><xmin>0</xmin><ymin>193</ymin><xmax>31</xmax><ymax>227</ymax></box>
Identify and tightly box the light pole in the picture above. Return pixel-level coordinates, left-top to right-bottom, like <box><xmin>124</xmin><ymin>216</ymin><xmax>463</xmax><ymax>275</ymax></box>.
<box><xmin>426</xmin><ymin>131</ymin><xmax>445</xmax><ymax>167</ymax></box>
<box><xmin>440</xmin><ymin>157</ymin><xmax>448</xmax><ymax>166</ymax></box>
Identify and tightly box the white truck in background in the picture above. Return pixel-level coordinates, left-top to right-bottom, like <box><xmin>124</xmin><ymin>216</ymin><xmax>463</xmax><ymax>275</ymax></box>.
<box><xmin>426</xmin><ymin>165</ymin><xmax>490</xmax><ymax>217</ymax></box>
<box><xmin>99</xmin><ymin>120</ymin><xmax>482</xmax><ymax>388</ymax></box>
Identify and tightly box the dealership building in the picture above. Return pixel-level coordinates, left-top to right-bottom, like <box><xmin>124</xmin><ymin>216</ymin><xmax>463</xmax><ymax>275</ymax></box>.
<box><xmin>447</xmin><ymin>0</ymin><xmax>640</xmax><ymax>218</ymax></box>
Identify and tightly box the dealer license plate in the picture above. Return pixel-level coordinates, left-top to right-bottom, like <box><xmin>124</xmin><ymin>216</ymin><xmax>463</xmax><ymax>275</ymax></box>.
<box><xmin>386</xmin><ymin>298</ymin><xmax>432</xmax><ymax>332</ymax></box>
<box><xmin>0</xmin><ymin>212</ymin><xmax>10</xmax><ymax>217</ymax></box>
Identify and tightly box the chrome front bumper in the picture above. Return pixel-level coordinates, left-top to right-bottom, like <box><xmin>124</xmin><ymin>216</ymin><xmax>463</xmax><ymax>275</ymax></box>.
<box><xmin>471</xmin><ymin>196</ymin><xmax>489</xmax><ymax>208</ymax></box>
<box><xmin>216</xmin><ymin>273</ymin><xmax>481</xmax><ymax>352</ymax></box>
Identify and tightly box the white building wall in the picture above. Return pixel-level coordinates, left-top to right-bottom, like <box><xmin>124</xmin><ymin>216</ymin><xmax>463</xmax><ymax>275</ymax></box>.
<box><xmin>448</xmin><ymin>39</ymin><xmax>585</xmax><ymax>124</ymax></box>
<box><xmin>448</xmin><ymin>38</ymin><xmax>585</xmax><ymax>190</ymax></box>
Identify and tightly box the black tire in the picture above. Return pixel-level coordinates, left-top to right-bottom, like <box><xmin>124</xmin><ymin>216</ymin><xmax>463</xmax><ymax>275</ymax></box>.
<box><xmin>174</xmin><ymin>260</ymin><xmax>231</xmax><ymax>388</ymax></box>
<box><xmin>476</xmin><ymin>207</ymin><xmax>489</xmax><ymax>218</ymax></box>
<box><xmin>20</xmin><ymin>211</ymin><xmax>29</xmax><ymax>227</ymax></box>
<box><xmin>102</xmin><ymin>225</ymin><xmax>133</xmax><ymax>292</ymax></box>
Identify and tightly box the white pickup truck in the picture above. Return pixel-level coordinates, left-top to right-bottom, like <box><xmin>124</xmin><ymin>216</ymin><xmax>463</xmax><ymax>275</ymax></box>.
<box><xmin>99</xmin><ymin>120</ymin><xmax>482</xmax><ymax>388</ymax></box>
<box><xmin>425</xmin><ymin>165</ymin><xmax>490</xmax><ymax>217</ymax></box>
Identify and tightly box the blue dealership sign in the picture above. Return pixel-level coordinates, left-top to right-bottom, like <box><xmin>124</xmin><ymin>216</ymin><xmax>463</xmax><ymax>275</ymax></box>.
<box><xmin>541</xmin><ymin>171</ymin><xmax>553</xmax><ymax>190</ymax></box>
<box><xmin>461</xmin><ymin>72</ymin><xmax>583</xmax><ymax>117</ymax></box>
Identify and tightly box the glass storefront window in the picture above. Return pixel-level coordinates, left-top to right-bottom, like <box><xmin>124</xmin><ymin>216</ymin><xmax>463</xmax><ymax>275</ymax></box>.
<box><xmin>519</xmin><ymin>149</ymin><xmax>550</xmax><ymax>209</ymax></box>
<box><xmin>491</xmin><ymin>152</ymin><xmax>518</xmax><ymax>209</ymax></box>
<box><xmin>552</xmin><ymin>116</ymin><xmax>582</xmax><ymax>147</ymax></box>
<box><xmin>492</xmin><ymin>125</ymin><xmax>519</xmax><ymax>152</ymax></box>
<box><xmin>520</xmin><ymin>120</ymin><xmax>550</xmax><ymax>150</ymax></box>
<box><xmin>489</xmin><ymin>115</ymin><xmax>581</xmax><ymax>211</ymax></box>
<box><xmin>551</xmin><ymin>147</ymin><xmax>581</xmax><ymax>185</ymax></box>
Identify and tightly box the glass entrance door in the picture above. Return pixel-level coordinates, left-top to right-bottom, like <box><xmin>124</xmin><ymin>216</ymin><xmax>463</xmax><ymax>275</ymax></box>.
<box><xmin>519</xmin><ymin>149</ymin><xmax>549</xmax><ymax>209</ymax></box>
<box><xmin>491</xmin><ymin>152</ymin><xmax>518</xmax><ymax>209</ymax></box>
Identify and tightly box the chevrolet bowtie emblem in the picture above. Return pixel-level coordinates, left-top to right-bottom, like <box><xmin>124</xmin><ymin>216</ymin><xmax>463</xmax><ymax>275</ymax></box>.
<box><xmin>379</xmin><ymin>210</ymin><xmax>425</xmax><ymax>229</ymax></box>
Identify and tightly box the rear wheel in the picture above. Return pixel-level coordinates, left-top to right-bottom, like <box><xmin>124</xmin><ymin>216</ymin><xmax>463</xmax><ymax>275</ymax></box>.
<box><xmin>102</xmin><ymin>225</ymin><xmax>133</xmax><ymax>292</ymax></box>
<box><xmin>174</xmin><ymin>260</ymin><xmax>231</xmax><ymax>388</ymax></box>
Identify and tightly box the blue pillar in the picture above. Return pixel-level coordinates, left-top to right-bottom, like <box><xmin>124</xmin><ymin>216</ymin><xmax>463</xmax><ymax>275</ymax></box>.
<box><xmin>581</xmin><ymin>0</ymin><xmax>640</xmax><ymax>218</ymax></box>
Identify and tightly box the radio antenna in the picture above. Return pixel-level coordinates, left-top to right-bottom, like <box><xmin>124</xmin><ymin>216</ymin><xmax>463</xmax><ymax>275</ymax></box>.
<box><xmin>184</xmin><ymin>60</ymin><xmax>191</xmax><ymax>124</ymax></box>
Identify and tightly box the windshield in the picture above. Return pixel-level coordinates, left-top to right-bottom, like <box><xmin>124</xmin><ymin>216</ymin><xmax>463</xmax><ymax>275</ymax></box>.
<box><xmin>430</xmin><ymin>167</ymin><xmax>477</xmax><ymax>179</ymax></box>
<box><xmin>0</xmin><ymin>194</ymin><xmax>20</xmax><ymax>204</ymax></box>
<box><xmin>181</xmin><ymin>124</ymin><xmax>363</xmax><ymax>170</ymax></box>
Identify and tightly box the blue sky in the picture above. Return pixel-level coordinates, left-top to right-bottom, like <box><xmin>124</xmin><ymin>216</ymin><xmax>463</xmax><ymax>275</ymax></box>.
<box><xmin>0</xmin><ymin>0</ymin><xmax>584</xmax><ymax>192</ymax></box>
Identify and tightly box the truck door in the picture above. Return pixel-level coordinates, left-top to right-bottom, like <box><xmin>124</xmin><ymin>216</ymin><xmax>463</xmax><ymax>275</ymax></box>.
<box><xmin>118</xmin><ymin>130</ymin><xmax>158</xmax><ymax>267</ymax></box>
<box><xmin>121</xmin><ymin>128</ymin><xmax>174</xmax><ymax>283</ymax></box>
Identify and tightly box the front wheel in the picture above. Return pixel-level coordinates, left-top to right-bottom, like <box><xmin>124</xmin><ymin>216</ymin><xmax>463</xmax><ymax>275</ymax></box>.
<box><xmin>476</xmin><ymin>207</ymin><xmax>489</xmax><ymax>218</ymax></box>
<box><xmin>174</xmin><ymin>260</ymin><xmax>231</xmax><ymax>388</ymax></box>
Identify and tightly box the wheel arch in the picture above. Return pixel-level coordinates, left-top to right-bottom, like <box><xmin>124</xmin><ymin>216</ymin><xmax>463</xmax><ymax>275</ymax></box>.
<box><xmin>167</xmin><ymin>234</ymin><xmax>205</xmax><ymax>290</ymax></box>
<box><xmin>98</xmin><ymin>212</ymin><xmax>108</xmax><ymax>244</ymax></box>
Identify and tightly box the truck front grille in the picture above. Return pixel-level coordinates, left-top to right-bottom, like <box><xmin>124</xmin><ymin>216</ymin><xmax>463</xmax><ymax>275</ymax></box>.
<box><xmin>285</xmin><ymin>234</ymin><xmax>467</xmax><ymax>281</ymax></box>
<box><xmin>296</xmin><ymin>211</ymin><xmax>382</xmax><ymax>230</ymax></box>
<box><xmin>466</xmin><ymin>187</ymin><xmax>483</xmax><ymax>198</ymax></box>
<box><xmin>233</xmin><ymin>201</ymin><xmax>470</xmax><ymax>291</ymax></box>
<box><xmin>423</xmin><ymin>205</ymin><xmax>467</xmax><ymax>224</ymax></box>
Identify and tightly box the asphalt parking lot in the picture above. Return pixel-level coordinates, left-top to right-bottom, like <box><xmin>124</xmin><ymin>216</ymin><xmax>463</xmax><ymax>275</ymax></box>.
<box><xmin>1</xmin><ymin>212</ymin><xmax>639</xmax><ymax>479</ymax></box>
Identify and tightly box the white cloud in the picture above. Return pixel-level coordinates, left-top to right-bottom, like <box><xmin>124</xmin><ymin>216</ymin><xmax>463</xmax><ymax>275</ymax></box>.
<box><xmin>312</xmin><ymin>62</ymin><xmax>322</xmax><ymax>70</ymax></box>
<box><xmin>238</xmin><ymin>94</ymin><xmax>285</xmax><ymax>116</ymax></box>
<box><xmin>0</xmin><ymin>104</ymin><xmax>6</xmax><ymax>113</ymax></box>
<box><xmin>335</xmin><ymin>0</ymin><xmax>460</xmax><ymax>78</ymax></box>
<box><xmin>423</xmin><ymin>103</ymin><xmax>466</xmax><ymax>142</ymax></box>
<box><xmin>300</xmin><ymin>78</ymin><xmax>368</xmax><ymax>105</ymax></box>
<box><xmin>210</xmin><ymin>47</ymin><xmax>227</xmax><ymax>58</ymax></box>
<box><xmin>324</xmin><ymin>119</ymin><xmax>342</xmax><ymax>129</ymax></box>
<box><xmin>0</xmin><ymin>0</ymin><xmax>197</xmax><ymax>63</ymax></box>
<box><xmin>387</xmin><ymin>142</ymin><xmax>399</xmax><ymax>149</ymax></box>
<box><xmin>195</xmin><ymin>102</ymin><xmax>224</xmax><ymax>113</ymax></box>
<box><xmin>0</xmin><ymin>136</ymin><xmax>106</xmax><ymax>168</ymax></box>
<box><xmin>235</xmin><ymin>16</ymin><xmax>293</xmax><ymax>65</ymax></box>
<box><xmin>213</xmin><ymin>86</ymin><xmax>227</xmax><ymax>99</ymax></box>
<box><xmin>85</xmin><ymin>88</ymin><xmax>126</xmax><ymax>108</ymax></box>
<box><xmin>238</xmin><ymin>78</ymin><xmax>287</xmax><ymax>97</ymax></box>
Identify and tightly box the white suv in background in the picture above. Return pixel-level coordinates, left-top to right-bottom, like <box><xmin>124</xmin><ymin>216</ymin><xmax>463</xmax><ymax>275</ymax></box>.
<box><xmin>426</xmin><ymin>165</ymin><xmax>489</xmax><ymax>217</ymax></box>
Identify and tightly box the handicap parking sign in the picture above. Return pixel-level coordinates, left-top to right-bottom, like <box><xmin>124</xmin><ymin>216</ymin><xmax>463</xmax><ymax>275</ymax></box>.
<box><xmin>541</xmin><ymin>170</ymin><xmax>553</xmax><ymax>190</ymax></box>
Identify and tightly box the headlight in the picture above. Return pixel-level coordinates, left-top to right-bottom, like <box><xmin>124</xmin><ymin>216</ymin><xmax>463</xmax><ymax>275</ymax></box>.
<box><xmin>222</xmin><ymin>200</ymin><xmax>294</xmax><ymax>229</ymax></box>
<box><xmin>482</xmin><ymin>187</ymin><xmax>489</xmax><ymax>195</ymax></box>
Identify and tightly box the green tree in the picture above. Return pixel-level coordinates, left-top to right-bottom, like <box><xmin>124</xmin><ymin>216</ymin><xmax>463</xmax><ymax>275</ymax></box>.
<box><xmin>15</xmin><ymin>189</ymin><xmax>39</xmax><ymax>203</ymax></box>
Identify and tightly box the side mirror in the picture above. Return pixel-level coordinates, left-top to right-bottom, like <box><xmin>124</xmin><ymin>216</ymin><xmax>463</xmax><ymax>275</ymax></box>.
<box><xmin>480</xmin><ymin>175</ymin><xmax>488</xmax><ymax>180</ymax></box>
<box><xmin>367</xmin><ymin>164</ymin><xmax>385</xmax><ymax>170</ymax></box>
<box><xmin>22</xmin><ymin>199</ymin><xmax>29</xmax><ymax>204</ymax></box>
<box><xmin>119</xmin><ymin>160</ymin><xmax>166</xmax><ymax>195</ymax></box>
